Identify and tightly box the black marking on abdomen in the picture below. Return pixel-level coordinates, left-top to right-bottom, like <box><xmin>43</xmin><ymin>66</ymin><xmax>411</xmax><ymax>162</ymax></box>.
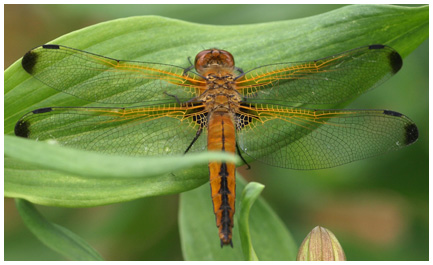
<box><xmin>218</xmin><ymin>162</ymin><xmax>232</xmax><ymax>246</ymax></box>
<box><xmin>404</xmin><ymin>123</ymin><xmax>419</xmax><ymax>145</ymax></box>
<box><xmin>220</xmin><ymin>118</ymin><xmax>225</xmax><ymax>151</ymax></box>
<box><xmin>218</xmin><ymin>117</ymin><xmax>232</xmax><ymax>246</ymax></box>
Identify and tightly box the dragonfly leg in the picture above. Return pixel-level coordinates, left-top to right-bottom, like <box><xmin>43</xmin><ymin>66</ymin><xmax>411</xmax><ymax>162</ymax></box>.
<box><xmin>184</xmin><ymin>126</ymin><xmax>203</xmax><ymax>154</ymax></box>
<box><xmin>236</xmin><ymin>142</ymin><xmax>251</xmax><ymax>169</ymax></box>
<box><xmin>163</xmin><ymin>91</ymin><xmax>181</xmax><ymax>105</ymax></box>
<box><xmin>182</xmin><ymin>56</ymin><xmax>194</xmax><ymax>75</ymax></box>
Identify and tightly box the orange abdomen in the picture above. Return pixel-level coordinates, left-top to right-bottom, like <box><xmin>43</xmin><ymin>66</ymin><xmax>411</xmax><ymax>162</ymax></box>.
<box><xmin>207</xmin><ymin>112</ymin><xmax>236</xmax><ymax>246</ymax></box>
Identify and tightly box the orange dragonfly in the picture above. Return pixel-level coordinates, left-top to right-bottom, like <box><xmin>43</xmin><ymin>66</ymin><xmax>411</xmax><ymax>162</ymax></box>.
<box><xmin>15</xmin><ymin>44</ymin><xmax>418</xmax><ymax>247</ymax></box>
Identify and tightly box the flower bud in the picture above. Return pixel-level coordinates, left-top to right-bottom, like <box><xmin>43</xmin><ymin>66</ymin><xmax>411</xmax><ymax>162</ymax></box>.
<box><xmin>297</xmin><ymin>226</ymin><xmax>346</xmax><ymax>261</ymax></box>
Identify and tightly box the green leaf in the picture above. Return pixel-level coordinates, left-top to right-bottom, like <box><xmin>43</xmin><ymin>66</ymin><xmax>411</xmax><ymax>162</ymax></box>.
<box><xmin>5</xmin><ymin>5</ymin><xmax>428</xmax><ymax>133</ymax></box>
<box><xmin>5</xmin><ymin>5</ymin><xmax>428</xmax><ymax>207</ymax></box>
<box><xmin>238</xmin><ymin>182</ymin><xmax>264</xmax><ymax>261</ymax></box>
<box><xmin>5</xmin><ymin>135</ymin><xmax>239</xmax><ymax>207</ymax></box>
<box><xmin>5</xmin><ymin>135</ymin><xmax>238</xmax><ymax>179</ymax></box>
<box><xmin>179</xmin><ymin>174</ymin><xmax>297</xmax><ymax>261</ymax></box>
<box><xmin>15</xmin><ymin>199</ymin><xmax>103</xmax><ymax>261</ymax></box>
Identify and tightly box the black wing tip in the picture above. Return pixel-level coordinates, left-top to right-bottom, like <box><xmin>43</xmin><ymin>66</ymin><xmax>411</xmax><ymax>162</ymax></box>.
<box><xmin>14</xmin><ymin>120</ymin><xmax>30</xmax><ymax>138</ymax></box>
<box><xmin>22</xmin><ymin>50</ymin><xmax>38</xmax><ymax>75</ymax></box>
<box><xmin>14</xmin><ymin>108</ymin><xmax>54</xmax><ymax>138</ymax></box>
<box><xmin>389</xmin><ymin>50</ymin><xmax>403</xmax><ymax>74</ymax></box>
<box><xmin>22</xmin><ymin>44</ymin><xmax>61</xmax><ymax>74</ymax></box>
<box><xmin>369</xmin><ymin>44</ymin><xmax>402</xmax><ymax>74</ymax></box>
<box><xmin>383</xmin><ymin>110</ymin><xmax>418</xmax><ymax>145</ymax></box>
<box><xmin>404</xmin><ymin>123</ymin><xmax>419</xmax><ymax>145</ymax></box>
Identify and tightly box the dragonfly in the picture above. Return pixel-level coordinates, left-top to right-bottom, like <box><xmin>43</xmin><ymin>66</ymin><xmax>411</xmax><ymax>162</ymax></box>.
<box><xmin>14</xmin><ymin>44</ymin><xmax>418</xmax><ymax>247</ymax></box>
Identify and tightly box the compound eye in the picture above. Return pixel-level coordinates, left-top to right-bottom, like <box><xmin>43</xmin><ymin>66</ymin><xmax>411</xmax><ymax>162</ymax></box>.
<box><xmin>219</xmin><ymin>50</ymin><xmax>235</xmax><ymax>68</ymax></box>
<box><xmin>194</xmin><ymin>49</ymin><xmax>213</xmax><ymax>75</ymax></box>
<box><xmin>194</xmin><ymin>50</ymin><xmax>212</xmax><ymax>66</ymax></box>
<box><xmin>194</xmin><ymin>49</ymin><xmax>235</xmax><ymax>75</ymax></box>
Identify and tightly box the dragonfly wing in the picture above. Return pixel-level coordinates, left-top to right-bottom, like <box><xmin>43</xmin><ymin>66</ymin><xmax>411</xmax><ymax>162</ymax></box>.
<box><xmin>236</xmin><ymin>45</ymin><xmax>402</xmax><ymax>105</ymax></box>
<box><xmin>15</xmin><ymin>104</ymin><xmax>208</xmax><ymax>156</ymax></box>
<box><xmin>236</xmin><ymin>105</ymin><xmax>418</xmax><ymax>169</ymax></box>
<box><xmin>22</xmin><ymin>45</ymin><xmax>204</xmax><ymax>104</ymax></box>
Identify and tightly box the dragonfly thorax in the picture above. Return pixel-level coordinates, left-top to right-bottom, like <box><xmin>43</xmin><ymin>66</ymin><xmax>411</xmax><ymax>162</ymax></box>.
<box><xmin>200</xmin><ymin>86</ymin><xmax>242</xmax><ymax>114</ymax></box>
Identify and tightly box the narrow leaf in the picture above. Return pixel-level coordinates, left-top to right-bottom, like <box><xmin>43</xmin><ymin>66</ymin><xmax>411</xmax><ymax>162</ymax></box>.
<box><xmin>15</xmin><ymin>199</ymin><xmax>103</xmax><ymax>261</ymax></box>
<box><xmin>238</xmin><ymin>182</ymin><xmax>264</xmax><ymax>261</ymax></box>
<box><xmin>5</xmin><ymin>134</ymin><xmax>236</xmax><ymax>206</ymax></box>
<box><xmin>5</xmin><ymin>135</ymin><xmax>238</xmax><ymax>179</ymax></box>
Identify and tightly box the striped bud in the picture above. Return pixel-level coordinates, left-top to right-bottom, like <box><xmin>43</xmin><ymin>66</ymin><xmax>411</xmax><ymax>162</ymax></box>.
<box><xmin>297</xmin><ymin>226</ymin><xmax>346</xmax><ymax>261</ymax></box>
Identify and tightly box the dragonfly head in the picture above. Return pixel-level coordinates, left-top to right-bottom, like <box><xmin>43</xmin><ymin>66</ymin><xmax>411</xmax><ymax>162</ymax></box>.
<box><xmin>194</xmin><ymin>49</ymin><xmax>235</xmax><ymax>76</ymax></box>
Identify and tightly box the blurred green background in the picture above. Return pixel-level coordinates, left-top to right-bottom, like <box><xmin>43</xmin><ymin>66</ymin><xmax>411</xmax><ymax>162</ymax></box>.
<box><xmin>4</xmin><ymin>4</ymin><xmax>428</xmax><ymax>261</ymax></box>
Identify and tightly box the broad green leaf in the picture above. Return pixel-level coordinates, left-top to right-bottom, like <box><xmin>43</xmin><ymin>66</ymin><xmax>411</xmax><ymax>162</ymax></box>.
<box><xmin>179</xmin><ymin>174</ymin><xmax>297</xmax><ymax>261</ymax></box>
<box><xmin>5</xmin><ymin>5</ymin><xmax>428</xmax><ymax>133</ymax></box>
<box><xmin>238</xmin><ymin>182</ymin><xmax>264</xmax><ymax>261</ymax></box>
<box><xmin>15</xmin><ymin>199</ymin><xmax>103</xmax><ymax>261</ymax></box>
<box><xmin>4</xmin><ymin>5</ymin><xmax>428</xmax><ymax>208</ymax></box>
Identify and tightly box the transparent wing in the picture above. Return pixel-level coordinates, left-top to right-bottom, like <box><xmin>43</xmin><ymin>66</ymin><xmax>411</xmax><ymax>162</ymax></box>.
<box><xmin>236</xmin><ymin>104</ymin><xmax>418</xmax><ymax>169</ymax></box>
<box><xmin>236</xmin><ymin>45</ymin><xmax>402</xmax><ymax>105</ymax></box>
<box><xmin>22</xmin><ymin>45</ymin><xmax>205</xmax><ymax>104</ymax></box>
<box><xmin>15</xmin><ymin>104</ymin><xmax>208</xmax><ymax>156</ymax></box>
